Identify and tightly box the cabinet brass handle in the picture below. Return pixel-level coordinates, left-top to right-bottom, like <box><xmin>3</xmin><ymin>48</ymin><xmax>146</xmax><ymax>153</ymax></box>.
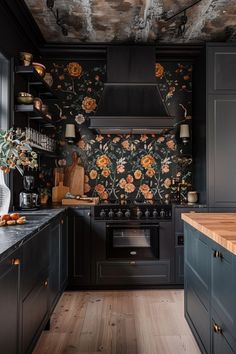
<box><xmin>11</xmin><ymin>258</ymin><xmax>20</xmax><ymax>266</ymax></box>
<box><xmin>213</xmin><ymin>323</ymin><xmax>222</xmax><ymax>334</ymax></box>
<box><xmin>87</xmin><ymin>211</ymin><xmax>91</xmax><ymax>216</ymax></box>
<box><xmin>44</xmin><ymin>280</ymin><xmax>48</xmax><ymax>287</ymax></box>
<box><xmin>61</xmin><ymin>219</ymin><xmax>64</xmax><ymax>224</ymax></box>
<box><xmin>129</xmin><ymin>261</ymin><xmax>136</xmax><ymax>265</ymax></box>
<box><xmin>213</xmin><ymin>250</ymin><xmax>222</xmax><ymax>259</ymax></box>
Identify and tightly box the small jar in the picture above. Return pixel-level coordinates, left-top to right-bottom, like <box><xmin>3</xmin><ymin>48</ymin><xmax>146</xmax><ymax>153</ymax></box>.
<box><xmin>187</xmin><ymin>191</ymin><xmax>198</xmax><ymax>204</ymax></box>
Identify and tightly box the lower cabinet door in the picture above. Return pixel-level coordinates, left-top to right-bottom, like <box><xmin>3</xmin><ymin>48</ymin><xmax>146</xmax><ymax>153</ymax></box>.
<box><xmin>22</xmin><ymin>274</ymin><xmax>49</xmax><ymax>354</ymax></box>
<box><xmin>175</xmin><ymin>246</ymin><xmax>184</xmax><ymax>284</ymax></box>
<box><xmin>96</xmin><ymin>260</ymin><xmax>170</xmax><ymax>285</ymax></box>
<box><xmin>0</xmin><ymin>252</ymin><xmax>20</xmax><ymax>354</ymax></box>
<box><xmin>211</xmin><ymin>311</ymin><xmax>236</xmax><ymax>354</ymax></box>
<box><xmin>49</xmin><ymin>221</ymin><xmax>61</xmax><ymax>308</ymax></box>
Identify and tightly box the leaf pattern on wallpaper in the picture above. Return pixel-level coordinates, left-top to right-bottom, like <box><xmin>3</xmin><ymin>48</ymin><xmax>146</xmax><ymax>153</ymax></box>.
<box><xmin>41</xmin><ymin>60</ymin><xmax>192</xmax><ymax>201</ymax></box>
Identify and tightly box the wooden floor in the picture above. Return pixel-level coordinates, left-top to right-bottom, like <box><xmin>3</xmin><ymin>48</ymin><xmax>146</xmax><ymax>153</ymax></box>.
<box><xmin>33</xmin><ymin>290</ymin><xmax>200</xmax><ymax>354</ymax></box>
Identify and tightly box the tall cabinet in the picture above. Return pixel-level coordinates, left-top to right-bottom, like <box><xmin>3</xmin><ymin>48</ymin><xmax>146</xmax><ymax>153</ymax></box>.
<box><xmin>194</xmin><ymin>44</ymin><xmax>236</xmax><ymax>208</ymax></box>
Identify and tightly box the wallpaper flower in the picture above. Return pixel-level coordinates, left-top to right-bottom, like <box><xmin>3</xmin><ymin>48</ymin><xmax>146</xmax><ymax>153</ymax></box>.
<box><xmin>42</xmin><ymin>60</ymin><xmax>192</xmax><ymax>202</ymax></box>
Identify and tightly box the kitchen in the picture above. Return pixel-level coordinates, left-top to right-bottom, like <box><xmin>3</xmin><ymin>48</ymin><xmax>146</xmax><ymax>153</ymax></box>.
<box><xmin>0</xmin><ymin>0</ymin><xmax>236</xmax><ymax>353</ymax></box>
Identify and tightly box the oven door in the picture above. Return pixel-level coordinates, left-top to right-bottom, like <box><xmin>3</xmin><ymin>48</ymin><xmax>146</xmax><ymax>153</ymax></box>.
<box><xmin>106</xmin><ymin>223</ymin><xmax>159</xmax><ymax>260</ymax></box>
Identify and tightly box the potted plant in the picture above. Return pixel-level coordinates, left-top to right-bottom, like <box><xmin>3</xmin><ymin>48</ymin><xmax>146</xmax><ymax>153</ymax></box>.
<box><xmin>0</xmin><ymin>128</ymin><xmax>38</xmax><ymax>213</ymax></box>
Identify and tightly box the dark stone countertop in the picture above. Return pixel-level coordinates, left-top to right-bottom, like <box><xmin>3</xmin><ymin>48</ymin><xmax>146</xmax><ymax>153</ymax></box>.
<box><xmin>0</xmin><ymin>208</ymin><xmax>66</xmax><ymax>262</ymax></box>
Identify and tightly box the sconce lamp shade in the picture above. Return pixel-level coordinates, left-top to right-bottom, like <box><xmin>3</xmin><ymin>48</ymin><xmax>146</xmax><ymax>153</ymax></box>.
<box><xmin>180</xmin><ymin>124</ymin><xmax>190</xmax><ymax>138</ymax></box>
<box><xmin>65</xmin><ymin>124</ymin><xmax>76</xmax><ymax>138</ymax></box>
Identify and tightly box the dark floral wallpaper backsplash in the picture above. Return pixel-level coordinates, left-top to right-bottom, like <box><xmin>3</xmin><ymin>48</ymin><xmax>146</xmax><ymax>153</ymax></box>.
<box><xmin>42</xmin><ymin>60</ymin><xmax>192</xmax><ymax>202</ymax></box>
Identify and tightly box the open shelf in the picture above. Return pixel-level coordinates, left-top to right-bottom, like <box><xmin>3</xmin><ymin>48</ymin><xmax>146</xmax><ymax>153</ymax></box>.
<box><xmin>15</xmin><ymin>66</ymin><xmax>58</xmax><ymax>99</ymax></box>
<box><xmin>15</xmin><ymin>104</ymin><xmax>60</xmax><ymax>125</ymax></box>
<box><xmin>30</xmin><ymin>143</ymin><xmax>57</xmax><ymax>158</ymax></box>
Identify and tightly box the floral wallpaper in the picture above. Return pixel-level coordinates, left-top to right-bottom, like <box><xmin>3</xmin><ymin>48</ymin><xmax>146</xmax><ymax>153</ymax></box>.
<box><xmin>41</xmin><ymin>60</ymin><xmax>192</xmax><ymax>202</ymax></box>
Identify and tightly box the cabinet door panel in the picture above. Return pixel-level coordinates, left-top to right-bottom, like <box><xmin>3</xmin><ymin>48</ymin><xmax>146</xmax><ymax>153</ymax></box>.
<box><xmin>208</xmin><ymin>47</ymin><xmax>236</xmax><ymax>93</ymax></box>
<box><xmin>60</xmin><ymin>216</ymin><xmax>68</xmax><ymax>290</ymax></box>
<box><xmin>68</xmin><ymin>209</ymin><xmax>91</xmax><ymax>286</ymax></box>
<box><xmin>211</xmin><ymin>242</ymin><xmax>236</xmax><ymax>337</ymax></box>
<box><xmin>208</xmin><ymin>95</ymin><xmax>236</xmax><ymax>207</ymax></box>
<box><xmin>49</xmin><ymin>221</ymin><xmax>60</xmax><ymax>308</ymax></box>
<box><xmin>0</xmin><ymin>252</ymin><xmax>20</xmax><ymax>354</ymax></box>
<box><xmin>211</xmin><ymin>310</ymin><xmax>236</xmax><ymax>354</ymax></box>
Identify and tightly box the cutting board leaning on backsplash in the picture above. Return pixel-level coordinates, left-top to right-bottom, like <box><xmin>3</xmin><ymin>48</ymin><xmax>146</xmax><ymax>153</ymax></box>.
<box><xmin>64</xmin><ymin>151</ymin><xmax>85</xmax><ymax>196</ymax></box>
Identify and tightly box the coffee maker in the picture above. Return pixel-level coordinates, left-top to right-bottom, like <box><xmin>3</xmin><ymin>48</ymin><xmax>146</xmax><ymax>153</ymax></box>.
<box><xmin>19</xmin><ymin>175</ymin><xmax>39</xmax><ymax>210</ymax></box>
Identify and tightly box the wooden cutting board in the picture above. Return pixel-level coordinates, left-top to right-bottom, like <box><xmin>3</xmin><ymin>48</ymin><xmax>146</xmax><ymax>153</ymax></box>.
<box><xmin>52</xmin><ymin>182</ymin><xmax>70</xmax><ymax>203</ymax></box>
<box><xmin>62</xmin><ymin>197</ymin><xmax>99</xmax><ymax>206</ymax></box>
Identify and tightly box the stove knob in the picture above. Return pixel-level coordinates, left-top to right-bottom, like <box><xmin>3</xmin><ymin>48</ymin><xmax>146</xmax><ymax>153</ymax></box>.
<box><xmin>137</xmin><ymin>208</ymin><xmax>142</xmax><ymax>219</ymax></box>
<box><xmin>145</xmin><ymin>209</ymin><xmax>150</xmax><ymax>218</ymax></box>
<box><xmin>100</xmin><ymin>209</ymin><xmax>106</xmax><ymax>218</ymax></box>
<box><xmin>108</xmin><ymin>209</ymin><xmax>114</xmax><ymax>218</ymax></box>
<box><xmin>125</xmin><ymin>209</ymin><xmax>131</xmax><ymax>218</ymax></box>
<box><xmin>153</xmin><ymin>209</ymin><xmax>158</xmax><ymax>218</ymax></box>
<box><xmin>116</xmin><ymin>209</ymin><xmax>123</xmax><ymax>218</ymax></box>
<box><xmin>160</xmin><ymin>209</ymin><xmax>165</xmax><ymax>218</ymax></box>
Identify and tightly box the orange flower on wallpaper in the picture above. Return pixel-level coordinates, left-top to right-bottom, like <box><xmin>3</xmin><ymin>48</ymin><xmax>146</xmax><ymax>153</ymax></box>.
<box><xmin>155</xmin><ymin>63</ymin><xmax>165</xmax><ymax>78</ymax></box>
<box><xmin>161</xmin><ymin>164</ymin><xmax>170</xmax><ymax>173</ymax></box>
<box><xmin>82</xmin><ymin>96</ymin><xmax>97</xmax><ymax>113</ymax></box>
<box><xmin>113</xmin><ymin>137</ymin><xmax>120</xmax><ymax>143</ymax></box>
<box><xmin>141</xmin><ymin>155</ymin><xmax>155</xmax><ymax>169</ymax></box>
<box><xmin>101</xmin><ymin>168</ymin><xmax>110</xmax><ymax>178</ymax></box>
<box><xmin>140</xmin><ymin>134</ymin><xmax>148</xmax><ymax>142</ymax></box>
<box><xmin>164</xmin><ymin>178</ymin><xmax>172</xmax><ymax>188</ymax></box>
<box><xmin>134</xmin><ymin>170</ymin><xmax>142</xmax><ymax>180</ymax></box>
<box><xmin>146</xmin><ymin>168</ymin><xmax>155</xmax><ymax>177</ymax></box>
<box><xmin>119</xmin><ymin>178</ymin><xmax>127</xmax><ymax>189</ymax></box>
<box><xmin>139</xmin><ymin>184</ymin><xmax>150</xmax><ymax>194</ymax></box>
<box><xmin>121</xmin><ymin>140</ymin><xmax>130</xmax><ymax>150</ymax></box>
<box><xmin>124</xmin><ymin>183</ymin><xmax>135</xmax><ymax>193</ymax></box>
<box><xmin>126</xmin><ymin>174</ymin><xmax>134</xmax><ymax>183</ymax></box>
<box><xmin>77</xmin><ymin>139</ymin><xmax>87</xmax><ymax>150</ymax></box>
<box><xmin>95</xmin><ymin>184</ymin><xmax>105</xmax><ymax>194</ymax></box>
<box><xmin>67</xmin><ymin>62</ymin><xmax>82</xmax><ymax>78</ymax></box>
<box><xmin>100</xmin><ymin>191</ymin><xmax>109</xmax><ymax>200</ymax></box>
<box><xmin>89</xmin><ymin>169</ymin><xmax>97</xmax><ymax>180</ymax></box>
<box><xmin>84</xmin><ymin>183</ymin><xmax>91</xmax><ymax>193</ymax></box>
<box><xmin>143</xmin><ymin>191</ymin><xmax>154</xmax><ymax>200</ymax></box>
<box><xmin>117</xmin><ymin>164</ymin><xmax>125</xmax><ymax>173</ymax></box>
<box><xmin>96</xmin><ymin>155</ymin><xmax>110</xmax><ymax>169</ymax></box>
<box><xmin>96</xmin><ymin>135</ymin><xmax>104</xmax><ymax>142</ymax></box>
<box><xmin>84</xmin><ymin>175</ymin><xmax>89</xmax><ymax>183</ymax></box>
<box><xmin>166</xmin><ymin>140</ymin><xmax>176</xmax><ymax>150</ymax></box>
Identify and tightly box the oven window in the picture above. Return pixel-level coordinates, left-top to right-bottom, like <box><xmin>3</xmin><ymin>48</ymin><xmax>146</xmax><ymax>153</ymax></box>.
<box><xmin>113</xmin><ymin>228</ymin><xmax>151</xmax><ymax>248</ymax></box>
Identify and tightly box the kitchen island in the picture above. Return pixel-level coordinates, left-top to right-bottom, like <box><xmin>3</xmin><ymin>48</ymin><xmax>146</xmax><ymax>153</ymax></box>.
<box><xmin>182</xmin><ymin>213</ymin><xmax>236</xmax><ymax>354</ymax></box>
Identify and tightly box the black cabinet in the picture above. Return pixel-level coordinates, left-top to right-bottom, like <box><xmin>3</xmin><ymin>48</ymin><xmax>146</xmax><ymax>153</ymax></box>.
<box><xmin>60</xmin><ymin>214</ymin><xmax>68</xmax><ymax>290</ymax></box>
<box><xmin>49</xmin><ymin>220</ymin><xmax>61</xmax><ymax>309</ymax></box>
<box><xmin>0</xmin><ymin>250</ymin><xmax>21</xmax><ymax>354</ymax></box>
<box><xmin>68</xmin><ymin>208</ymin><xmax>91</xmax><ymax>287</ymax></box>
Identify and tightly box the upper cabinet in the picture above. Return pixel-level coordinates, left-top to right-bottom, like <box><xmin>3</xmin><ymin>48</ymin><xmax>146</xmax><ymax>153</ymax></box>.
<box><xmin>207</xmin><ymin>46</ymin><xmax>236</xmax><ymax>94</ymax></box>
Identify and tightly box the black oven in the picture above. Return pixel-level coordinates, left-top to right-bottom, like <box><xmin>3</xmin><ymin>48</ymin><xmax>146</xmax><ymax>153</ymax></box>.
<box><xmin>106</xmin><ymin>222</ymin><xmax>159</xmax><ymax>260</ymax></box>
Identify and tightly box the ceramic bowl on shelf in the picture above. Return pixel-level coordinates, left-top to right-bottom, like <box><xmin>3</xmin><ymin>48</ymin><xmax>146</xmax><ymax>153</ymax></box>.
<box><xmin>33</xmin><ymin>97</ymin><xmax>43</xmax><ymax>111</ymax></box>
<box><xmin>19</xmin><ymin>52</ymin><xmax>33</xmax><ymax>66</ymax></box>
<box><xmin>16</xmin><ymin>92</ymin><xmax>34</xmax><ymax>104</ymax></box>
<box><xmin>32</xmin><ymin>62</ymin><xmax>46</xmax><ymax>77</ymax></box>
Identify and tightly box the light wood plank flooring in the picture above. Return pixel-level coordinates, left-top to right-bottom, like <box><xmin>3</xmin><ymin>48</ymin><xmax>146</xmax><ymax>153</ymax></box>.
<box><xmin>33</xmin><ymin>290</ymin><xmax>200</xmax><ymax>354</ymax></box>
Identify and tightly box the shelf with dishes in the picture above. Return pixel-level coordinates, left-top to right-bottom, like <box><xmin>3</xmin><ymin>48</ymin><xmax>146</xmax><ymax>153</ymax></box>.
<box><xmin>15</xmin><ymin>64</ymin><xmax>57</xmax><ymax>99</ymax></box>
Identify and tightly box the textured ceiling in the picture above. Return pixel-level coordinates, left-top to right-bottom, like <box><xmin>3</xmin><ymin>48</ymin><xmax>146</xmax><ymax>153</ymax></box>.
<box><xmin>24</xmin><ymin>0</ymin><xmax>236</xmax><ymax>43</ymax></box>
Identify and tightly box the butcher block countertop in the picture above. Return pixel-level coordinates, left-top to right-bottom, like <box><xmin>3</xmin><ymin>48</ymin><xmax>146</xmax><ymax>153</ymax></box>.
<box><xmin>182</xmin><ymin>213</ymin><xmax>236</xmax><ymax>255</ymax></box>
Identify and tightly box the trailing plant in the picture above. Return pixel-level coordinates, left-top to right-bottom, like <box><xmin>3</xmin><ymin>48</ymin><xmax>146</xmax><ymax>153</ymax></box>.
<box><xmin>0</xmin><ymin>128</ymin><xmax>38</xmax><ymax>175</ymax></box>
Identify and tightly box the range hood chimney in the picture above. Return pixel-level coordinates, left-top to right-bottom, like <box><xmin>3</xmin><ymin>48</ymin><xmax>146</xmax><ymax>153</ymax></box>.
<box><xmin>89</xmin><ymin>46</ymin><xmax>174</xmax><ymax>134</ymax></box>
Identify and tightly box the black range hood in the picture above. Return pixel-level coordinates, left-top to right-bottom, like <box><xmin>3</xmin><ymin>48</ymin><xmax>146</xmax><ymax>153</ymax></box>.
<box><xmin>89</xmin><ymin>46</ymin><xmax>174</xmax><ymax>134</ymax></box>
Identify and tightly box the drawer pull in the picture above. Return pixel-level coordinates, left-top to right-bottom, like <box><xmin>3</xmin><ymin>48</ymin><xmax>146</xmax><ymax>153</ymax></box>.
<box><xmin>44</xmin><ymin>280</ymin><xmax>48</xmax><ymax>287</ymax></box>
<box><xmin>87</xmin><ymin>211</ymin><xmax>91</xmax><ymax>216</ymax></box>
<box><xmin>213</xmin><ymin>323</ymin><xmax>222</xmax><ymax>334</ymax></box>
<box><xmin>129</xmin><ymin>261</ymin><xmax>136</xmax><ymax>265</ymax></box>
<box><xmin>130</xmin><ymin>251</ymin><xmax>137</xmax><ymax>255</ymax></box>
<box><xmin>11</xmin><ymin>258</ymin><xmax>20</xmax><ymax>266</ymax></box>
<box><xmin>213</xmin><ymin>250</ymin><xmax>222</xmax><ymax>259</ymax></box>
<box><xmin>61</xmin><ymin>219</ymin><xmax>64</xmax><ymax>224</ymax></box>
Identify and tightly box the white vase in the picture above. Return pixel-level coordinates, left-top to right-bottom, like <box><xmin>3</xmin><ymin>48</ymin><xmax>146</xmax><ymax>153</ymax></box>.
<box><xmin>0</xmin><ymin>170</ymin><xmax>10</xmax><ymax>214</ymax></box>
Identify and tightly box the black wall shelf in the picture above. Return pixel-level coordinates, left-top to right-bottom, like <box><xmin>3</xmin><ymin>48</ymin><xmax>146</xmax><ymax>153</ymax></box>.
<box><xmin>15</xmin><ymin>104</ymin><xmax>60</xmax><ymax>125</ymax></box>
<box><xmin>15</xmin><ymin>66</ymin><xmax>58</xmax><ymax>99</ymax></box>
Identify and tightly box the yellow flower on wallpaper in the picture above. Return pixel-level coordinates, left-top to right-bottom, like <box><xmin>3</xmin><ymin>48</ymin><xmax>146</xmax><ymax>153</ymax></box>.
<box><xmin>141</xmin><ymin>155</ymin><xmax>155</xmax><ymax>169</ymax></box>
<box><xmin>82</xmin><ymin>96</ymin><xmax>97</xmax><ymax>113</ymax></box>
<box><xmin>96</xmin><ymin>155</ymin><xmax>110</xmax><ymax>169</ymax></box>
<box><xmin>67</xmin><ymin>62</ymin><xmax>82</xmax><ymax>78</ymax></box>
<box><xmin>89</xmin><ymin>169</ymin><xmax>97</xmax><ymax>180</ymax></box>
<box><xmin>139</xmin><ymin>184</ymin><xmax>150</xmax><ymax>194</ymax></box>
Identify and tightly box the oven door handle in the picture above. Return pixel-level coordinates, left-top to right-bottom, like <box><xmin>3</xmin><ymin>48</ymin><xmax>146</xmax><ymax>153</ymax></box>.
<box><xmin>106</xmin><ymin>224</ymin><xmax>159</xmax><ymax>228</ymax></box>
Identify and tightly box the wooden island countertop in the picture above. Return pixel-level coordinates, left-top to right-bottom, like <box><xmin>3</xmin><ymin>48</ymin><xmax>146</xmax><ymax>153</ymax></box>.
<box><xmin>181</xmin><ymin>213</ymin><xmax>236</xmax><ymax>255</ymax></box>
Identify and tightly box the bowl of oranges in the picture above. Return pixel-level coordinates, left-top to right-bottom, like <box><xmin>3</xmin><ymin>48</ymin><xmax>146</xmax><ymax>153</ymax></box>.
<box><xmin>0</xmin><ymin>213</ymin><xmax>26</xmax><ymax>227</ymax></box>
